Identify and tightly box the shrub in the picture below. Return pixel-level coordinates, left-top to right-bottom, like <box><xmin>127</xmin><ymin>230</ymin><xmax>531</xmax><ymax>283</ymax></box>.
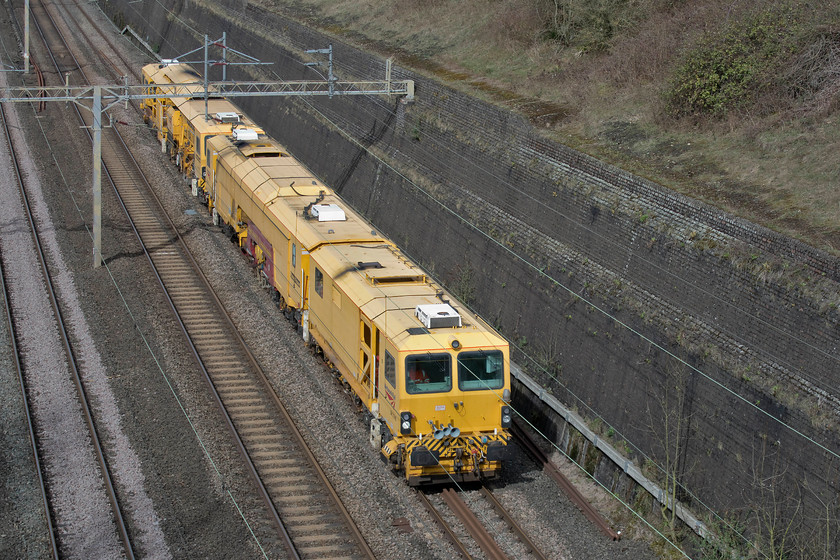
<box><xmin>665</xmin><ymin>7</ymin><xmax>803</xmax><ymax>118</ymax></box>
<box><xmin>539</xmin><ymin>0</ymin><xmax>635</xmax><ymax>53</ymax></box>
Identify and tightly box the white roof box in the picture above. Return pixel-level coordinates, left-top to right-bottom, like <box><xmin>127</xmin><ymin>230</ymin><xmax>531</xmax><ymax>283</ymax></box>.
<box><xmin>160</xmin><ymin>58</ymin><xmax>180</xmax><ymax>65</ymax></box>
<box><xmin>215</xmin><ymin>111</ymin><xmax>240</xmax><ymax>123</ymax></box>
<box><xmin>232</xmin><ymin>128</ymin><xmax>259</xmax><ymax>141</ymax></box>
<box><xmin>416</xmin><ymin>303</ymin><xmax>461</xmax><ymax>329</ymax></box>
<box><xmin>311</xmin><ymin>204</ymin><xmax>346</xmax><ymax>222</ymax></box>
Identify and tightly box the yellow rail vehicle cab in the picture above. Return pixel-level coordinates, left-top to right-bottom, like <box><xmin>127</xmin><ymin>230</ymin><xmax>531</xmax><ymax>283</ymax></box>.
<box><xmin>310</xmin><ymin>241</ymin><xmax>512</xmax><ymax>486</ymax></box>
<box><xmin>142</xmin><ymin>61</ymin><xmax>203</xmax><ymax>146</ymax></box>
<box><xmin>390</xmin><ymin>321</ymin><xmax>511</xmax><ymax>486</ymax></box>
<box><xmin>380</xmin><ymin>307</ymin><xmax>511</xmax><ymax>486</ymax></box>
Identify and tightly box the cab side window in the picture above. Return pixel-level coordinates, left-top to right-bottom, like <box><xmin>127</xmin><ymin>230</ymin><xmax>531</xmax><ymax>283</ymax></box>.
<box><xmin>458</xmin><ymin>350</ymin><xmax>504</xmax><ymax>391</ymax></box>
<box><xmin>314</xmin><ymin>268</ymin><xmax>324</xmax><ymax>297</ymax></box>
<box><xmin>384</xmin><ymin>351</ymin><xmax>396</xmax><ymax>388</ymax></box>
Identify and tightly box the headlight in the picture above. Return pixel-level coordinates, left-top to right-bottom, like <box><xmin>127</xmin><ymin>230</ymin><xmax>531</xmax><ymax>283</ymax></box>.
<box><xmin>500</xmin><ymin>406</ymin><xmax>512</xmax><ymax>428</ymax></box>
<box><xmin>400</xmin><ymin>411</ymin><xmax>412</xmax><ymax>435</ymax></box>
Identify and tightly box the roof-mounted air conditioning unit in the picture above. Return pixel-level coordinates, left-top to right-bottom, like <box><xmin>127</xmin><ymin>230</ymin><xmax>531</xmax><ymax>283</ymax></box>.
<box><xmin>310</xmin><ymin>204</ymin><xmax>346</xmax><ymax>222</ymax></box>
<box><xmin>232</xmin><ymin>128</ymin><xmax>259</xmax><ymax>141</ymax></box>
<box><xmin>215</xmin><ymin>112</ymin><xmax>240</xmax><ymax>123</ymax></box>
<box><xmin>415</xmin><ymin>304</ymin><xmax>461</xmax><ymax>329</ymax></box>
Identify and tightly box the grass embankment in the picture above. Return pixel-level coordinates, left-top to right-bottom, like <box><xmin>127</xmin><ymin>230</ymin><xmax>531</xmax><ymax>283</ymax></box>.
<box><xmin>268</xmin><ymin>0</ymin><xmax>840</xmax><ymax>255</ymax></box>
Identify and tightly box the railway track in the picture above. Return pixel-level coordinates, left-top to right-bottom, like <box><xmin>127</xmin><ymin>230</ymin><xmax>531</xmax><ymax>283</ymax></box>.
<box><xmin>13</xmin><ymin>2</ymin><xmax>624</xmax><ymax>557</ymax></box>
<box><xmin>0</xmin><ymin>91</ymin><xmax>60</xmax><ymax>560</ymax></box>
<box><xmin>418</xmin><ymin>486</ymin><xmax>550</xmax><ymax>560</ymax></box>
<box><xmin>406</xmin><ymin>420</ymin><xmax>617</xmax><ymax>559</ymax></box>
<box><xmin>50</xmin><ymin>0</ymin><xmax>141</xmax><ymax>81</ymax></box>
<box><xmin>511</xmin><ymin>420</ymin><xmax>621</xmax><ymax>541</ymax></box>
<box><xmin>24</xmin><ymin>1</ymin><xmax>376</xmax><ymax>557</ymax></box>
<box><xmin>1</xmin><ymin>3</ymin><xmax>139</xmax><ymax>558</ymax></box>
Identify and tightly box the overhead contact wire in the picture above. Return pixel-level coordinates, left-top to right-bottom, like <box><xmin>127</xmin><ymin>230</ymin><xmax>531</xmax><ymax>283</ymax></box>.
<box><xmin>276</xmin><ymin>52</ymin><xmax>840</xmax><ymax>462</ymax></box>
<box><xmin>267</xmin><ymin>58</ymin><xmax>823</xmax><ymax>557</ymax></box>
<box><xmin>19</xmin><ymin>46</ymin><xmax>273</xmax><ymax>560</ymax></box>
<box><xmin>181</xmin><ymin>13</ymin><xmax>766</xmax><ymax>554</ymax></box>
<box><xmin>223</xmin><ymin>24</ymin><xmax>774</xmax><ymax>552</ymax></box>
<box><xmin>93</xmin><ymin>7</ymin><xmax>822</xmax><ymax>555</ymax></box>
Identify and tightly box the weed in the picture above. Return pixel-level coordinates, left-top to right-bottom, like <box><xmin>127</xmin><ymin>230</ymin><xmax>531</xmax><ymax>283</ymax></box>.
<box><xmin>584</xmin><ymin>444</ymin><xmax>599</xmax><ymax>474</ymax></box>
<box><xmin>453</xmin><ymin>264</ymin><xmax>476</xmax><ymax>305</ymax></box>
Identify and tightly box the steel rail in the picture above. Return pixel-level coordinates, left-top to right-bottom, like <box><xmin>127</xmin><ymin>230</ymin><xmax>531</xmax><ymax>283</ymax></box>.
<box><xmin>0</xmin><ymin>94</ymin><xmax>59</xmax><ymax>560</ymax></box>
<box><xmin>176</xmin><ymin>237</ymin><xmax>378</xmax><ymax>560</ymax></box>
<box><xmin>441</xmin><ymin>488</ymin><xmax>509</xmax><ymax>560</ymax></box>
<box><xmin>88</xmin><ymin>104</ymin><xmax>299</xmax><ymax>556</ymax></box>
<box><xmin>479</xmin><ymin>487</ymin><xmax>549</xmax><ymax>560</ymax></box>
<box><xmin>113</xmin><ymin>195</ymin><xmax>299</xmax><ymax>559</ymax></box>
<box><xmin>87</xmin><ymin>43</ymin><xmax>374</xmax><ymax>560</ymax></box>
<box><xmin>511</xmin><ymin>420</ymin><xmax>620</xmax><ymax>540</ymax></box>
<box><xmin>24</xmin><ymin>1</ymin><xmax>137</xmax><ymax>557</ymax></box>
<box><xmin>45</xmin><ymin>3</ymin><xmax>376</xmax><ymax>558</ymax></box>
<box><xmin>416</xmin><ymin>490</ymin><xmax>473</xmax><ymax>559</ymax></box>
<box><xmin>25</xmin><ymin>0</ymin><xmax>291</xmax><ymax>555</ymax></box>
<box><xmin>56</xmin><ymin>0</ymin><xmax>137</xmax><ymax>81</ymax></box>
<box><xmin>101</xmin><ymin>82</ymin><xmax>374</xmax><ymax>560</ymax></box>
<box><xmin>91</xmin><ymin>113</ymin><xmax>300</xmax><ymax>558</ymax></box>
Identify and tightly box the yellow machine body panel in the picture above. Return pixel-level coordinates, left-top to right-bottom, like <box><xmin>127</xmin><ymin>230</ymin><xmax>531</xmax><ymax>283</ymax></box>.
<box><xmin>142</xmin><ymin>62</ymin><xmax>204</xmax><ymax>143</ymax></box>
<box><xmin>142</xmin><ymin>61</ymin><xmax>264</xmax><ymax>181</ymax></box>
<box><xmin>148</xmin><ymin>62</ymin><xmax>513</xmax><ymax>486</ymax></box>
<box><xmin>175</xmin><ymin>98</ymin><xmax>264</xmax><ymax>179</ymax></box>
<box><xmin>205</xmin><ymin>133</ymin><xmax>386</xmax><ymax>306</ymax></box>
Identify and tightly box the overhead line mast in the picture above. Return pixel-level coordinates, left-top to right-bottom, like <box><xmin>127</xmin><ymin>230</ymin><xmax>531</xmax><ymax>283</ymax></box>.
<box><xmin>0</xmin><ymin>36</ymin><xmax>414</xmax><ymax>268</ymax></box>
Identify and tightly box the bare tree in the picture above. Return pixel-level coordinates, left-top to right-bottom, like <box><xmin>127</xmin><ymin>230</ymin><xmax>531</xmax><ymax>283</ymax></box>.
<box><xmin>799</xmin><ymin>472</ymin><xmax>840</xmax><ymax>560</ymax></box>
<box><xmin>644</xmin><ymin>356</ymin><xmax>697</xmax><ymax>541</ymax></box>
<box><xmin>535</xmin><ymin>331</ymin><xmax>563</xmax><ymax>377</ymax></box>
<box><xmin>545</xmin><ymin>0</ymin><xmax>574</xmax><ymax>44</ymax></box>
<box><xmin>748</xmin><ymin>439</ymin><xmax>802</xmax><ymax>560</ymax></box>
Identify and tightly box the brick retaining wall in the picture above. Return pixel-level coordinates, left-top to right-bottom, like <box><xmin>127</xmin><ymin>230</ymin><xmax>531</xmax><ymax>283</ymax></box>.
<box><xmin>106</xmin><ymin>0</ymin><xmax>840</xmax><ymax>547</ymax></box>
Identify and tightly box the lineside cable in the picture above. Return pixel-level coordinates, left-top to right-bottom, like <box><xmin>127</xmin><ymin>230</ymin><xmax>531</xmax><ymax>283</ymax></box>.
<box><xmin>17</xmin><ymin>59</ymin><xmax>273</xmax><ymax>560</ymax></box>
<box><xmin>90</xmin><ymin>6</ymin><xmax>833</xmax><ymax>554</ymax></box>
<box><xmin>201</xmin><ymin>23</ymin><xmax>809</xmax><ymax>555</ymax></box>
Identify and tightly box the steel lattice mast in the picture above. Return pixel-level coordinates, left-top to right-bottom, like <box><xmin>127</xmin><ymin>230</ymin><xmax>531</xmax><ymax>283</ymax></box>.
<box><xmin>0</xmin><ymin>36</ymin><xmax>414</xmax><ymax>267</ymax></box>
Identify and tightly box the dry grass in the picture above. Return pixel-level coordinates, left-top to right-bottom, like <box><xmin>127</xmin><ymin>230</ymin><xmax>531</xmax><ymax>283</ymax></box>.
<box><xmin>271</xmin><ymin>0</ymin><xmax>840</xmax><ymax>254</ymax></box>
